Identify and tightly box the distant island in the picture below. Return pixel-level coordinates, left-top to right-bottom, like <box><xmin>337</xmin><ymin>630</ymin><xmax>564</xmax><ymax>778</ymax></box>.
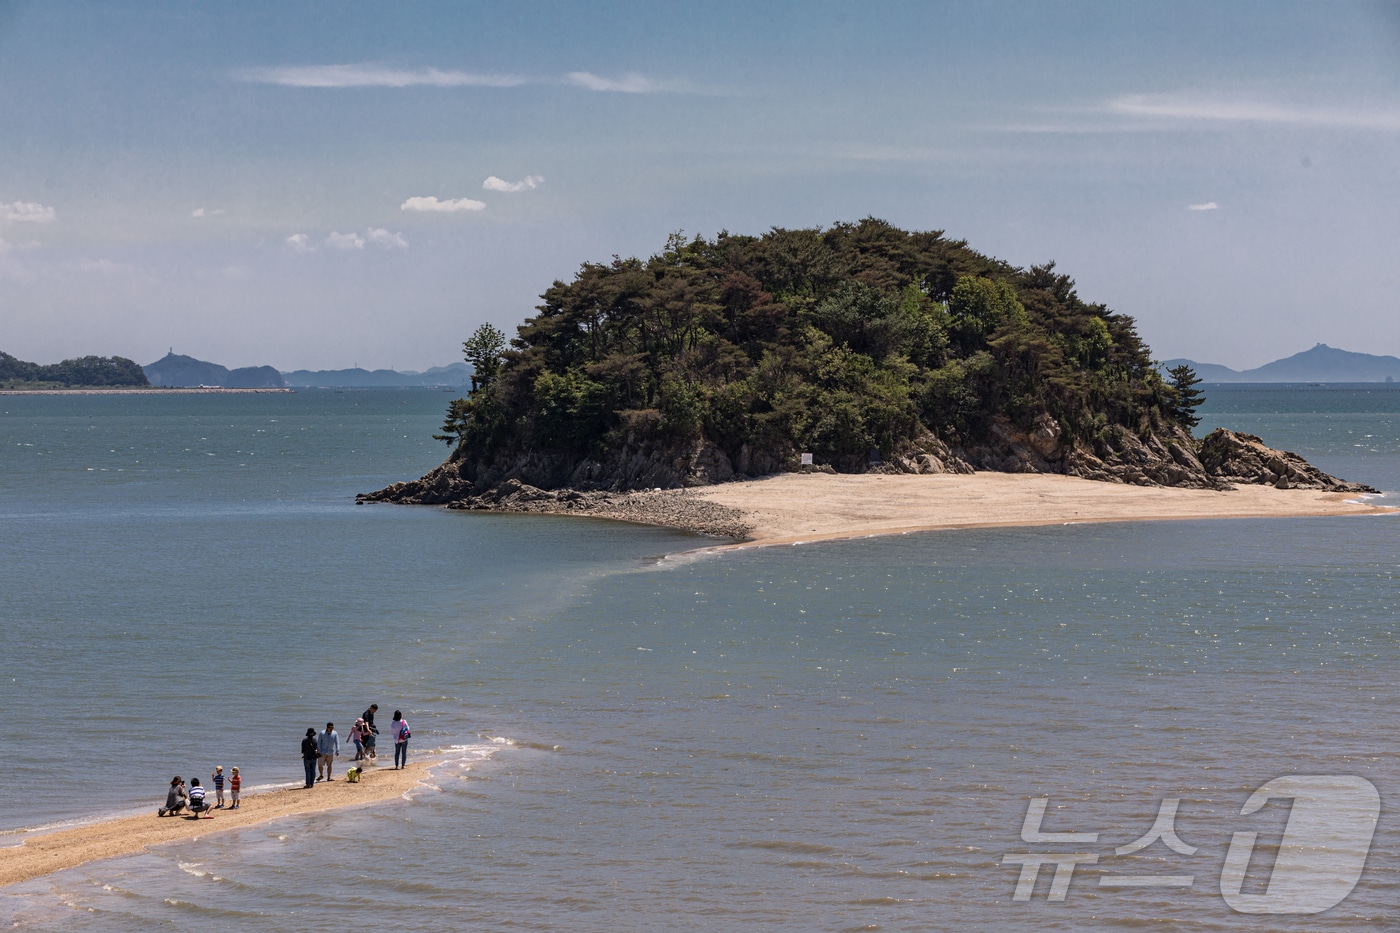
<box><xmin>4</xmin><ymin>349</ymin><xmax>474</xmax><ymax>390</ymax></box>
<box><xmin>142</xmin><ymin>352</ymin><xmax>470</xmax><ymax>388</ymax></box>
<box><xmin>143</xmin><ymin>352</ymin><xmax>286</xmax><ymax>388</ymax></box>
<box><xmin>1</xmin><ymin>351</ymin><xmax>150</xmax><ymax>389</ymax></box>
<box><xmin>360</xmin><ymin>219</ymin><xmax>1375</xmax><ymax>519</ymax></box>
<box><xmin>1163</xmin><ymin>344</ymin><xmax>1400</xmax><ymax>383</ymax></box>
<box><xmin>282</xmin><ymin>363</ymin><xmax>470</xmax><ymax>388</ymax></box>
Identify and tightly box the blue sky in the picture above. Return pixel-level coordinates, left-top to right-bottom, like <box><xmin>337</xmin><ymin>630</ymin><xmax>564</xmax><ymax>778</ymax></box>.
<box><xmin>2</xmin><ymin>0</ymin><xmax>1397</xmax><ymax>371</ymax></box>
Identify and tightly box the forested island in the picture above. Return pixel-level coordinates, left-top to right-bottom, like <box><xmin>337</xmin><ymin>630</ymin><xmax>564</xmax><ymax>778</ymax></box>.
<box><xmin>0</xmin><ymin>352</ymin><xmax>150</xmax><ymax>389</ymax></box>
<box><xmin>361</xmin><ymin>219</ymin><xmax>1374</xmax><ymax>511</ymax></box>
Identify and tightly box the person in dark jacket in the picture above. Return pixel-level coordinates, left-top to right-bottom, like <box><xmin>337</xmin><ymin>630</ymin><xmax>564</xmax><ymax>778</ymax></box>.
<box><xmin>361</xmin><ymin>703</ymin><xmax>380</xmax><ymax>761</ymax></box>
<box><xmin>300</xmin><ymin>727</ymin><xmax>319</xmax><ymax>788</ymax></box>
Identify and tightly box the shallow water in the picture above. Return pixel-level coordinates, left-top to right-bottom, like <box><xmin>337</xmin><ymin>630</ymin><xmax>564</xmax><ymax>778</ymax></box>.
<box><xmin>1</xmin><ymin>385</ymin><xmax>1397</xmax><ymax>930</ymax></box>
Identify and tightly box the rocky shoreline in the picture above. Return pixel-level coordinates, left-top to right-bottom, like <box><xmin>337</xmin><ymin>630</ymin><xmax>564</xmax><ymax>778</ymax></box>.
<box><xmin>433</xmin><ymin>480</ymin><xmax>755</xmax><ymax>538</ymax></box>
<box><xmin>357</xmin><ymin>427</ymin><xmax>1377</xmax><ymax>540</ymax></box>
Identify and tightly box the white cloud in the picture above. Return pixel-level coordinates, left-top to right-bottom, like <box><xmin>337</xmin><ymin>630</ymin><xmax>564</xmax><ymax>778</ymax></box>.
<box><xmin>326</xmin><ymin>231</ymin><xmax>365</xmax><ymax>250</ymax></box>
<box><xmin>1187</xmin><ymin>202</ymin><xmax>1219</xmax><ymax>211</ymax></box>
<box><xmin>236</xmin><ymin>64</ymin><xmax>527</xmax><ymax>89</ymax></box>
<box><xmin>367</xmin><ymin>228</ymin><xmax>408</xmax><ymax>250</ymax></box>
<box><xmin>235</xmin><ymin>63</ymin><xmax>704</xmax><ymax>96</ymax></box>
<box><xmin>286</xmin><ymin>233</ymin><xmax>316</xmax><ymax>253</ymax></box>
<box><xmin>191</xmin><ymin>208</ymin><xmax>225</xmax><ymax>218</ymax></box>
<box><xmin>1106</xmin><ymin>94</ymin><xmax>1400</xmax><ymax>131</ymax></box>
<box><xmin>400</xmin><ymin>195</ymin><xmax>486</xmax><ymax>213</ymax></box>
<box><xmin>566</xmin><ymin>71</ymin><xmax>669</xmax><ymax>93</ymax></box>
<box><xmin>482</xmin><ymin>174</ymin><xmax>544</xmax><ymax>193</ymax></box>
<box><xmin>2</xmin><ymin>201</ymin><xmax>56</xmax><ymax>223</ymax></box>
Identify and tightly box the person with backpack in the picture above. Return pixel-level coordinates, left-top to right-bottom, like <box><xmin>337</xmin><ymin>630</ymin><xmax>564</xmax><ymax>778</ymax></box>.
<box><xmin>300</xmin><ymin>727</ymin><xmax>319</xmax><ymax>788</ymax></box>
<box><xmin>391</xmin><ymin>710</ymin><xmax>410</xmax><ymax>769</ymax></box>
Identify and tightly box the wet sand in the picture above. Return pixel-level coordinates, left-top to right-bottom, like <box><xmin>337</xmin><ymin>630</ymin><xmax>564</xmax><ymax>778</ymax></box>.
<box><xmin>0</xmin><ymin>760</ymin><xmax>429</xmax><ymax>888</ymax></box>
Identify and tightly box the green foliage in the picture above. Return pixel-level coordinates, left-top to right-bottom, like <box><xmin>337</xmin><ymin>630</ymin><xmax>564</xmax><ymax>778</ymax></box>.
<box><xmin>947</xmin><ymin>275</ymin><xmax>1027</xmax><ymax>353</ymax></box>
<box><xmin>0</xmin><ymin>351</ymin><xmax>149</xmax><ymax>388</ymax></box>
<box><xmin>657</xmin><ymin>376</ymin><xmax>706</xmax><ymax>438</ymax></box>
<box><xmin>435</xmin><ymin>219</ymin><xmax>1176</xmax><ymax>471</ymax></box>
<box><xmin>1167</xmin><ymin>364</ymin><xmax>1206</xmax><ymax>430</ymax></box>
<box><xmin>530</xmin><ymin>369</ymin><xmax>610</xmax><ymax>452</ymax></box>
<box><xmin>0</xmin><ymin>352</ymin><xmax>43</xmax><ymax>384</ymax></box>
<box><xmin>462</xmin><ymin>323</ymin><xmax>507</xmax><ymax>392</ymax></box>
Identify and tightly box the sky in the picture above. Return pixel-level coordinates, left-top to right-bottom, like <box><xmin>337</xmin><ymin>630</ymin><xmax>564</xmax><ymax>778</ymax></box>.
<box><xmin>1</xmin><ymin>0</ymin><xmax>1397</xmax><ymax>372</ymax></box>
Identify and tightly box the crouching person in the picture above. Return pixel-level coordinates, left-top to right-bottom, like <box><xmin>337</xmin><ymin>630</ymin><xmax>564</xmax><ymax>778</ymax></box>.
<box><xmin>158</xmin><ymin>776</ymin><xmax>187</xmax><ymax>816</ymax></box>
<box><xmin>188</xmin><ymin>778</ymin><xmax>211</xmax><ymax>817</ymax></box>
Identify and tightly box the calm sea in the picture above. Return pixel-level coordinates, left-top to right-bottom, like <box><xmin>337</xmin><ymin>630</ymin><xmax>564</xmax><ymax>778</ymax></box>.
<box><xmin>1</xmin><ymin>385</ymin><xmax>1397</xmax><ymax>931</ymax></box>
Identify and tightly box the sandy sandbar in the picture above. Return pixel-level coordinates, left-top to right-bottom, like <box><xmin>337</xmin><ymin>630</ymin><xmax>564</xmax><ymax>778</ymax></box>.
<box><xmin>687</xmin><ymin>472</ymin><xmax>1393</xmax><ymax>546</ymax></box>
<box><xmin>0</xmin><ymin>760</ymin><xmax>431</xmax><ymax>888</ymax></box>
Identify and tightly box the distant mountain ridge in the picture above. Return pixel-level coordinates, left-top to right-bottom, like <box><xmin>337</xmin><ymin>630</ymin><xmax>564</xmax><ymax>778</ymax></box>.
<box><xmin>141</xmin><ymin>353</ymin><xmax>471</xmax><ymax>387</ymax></box>
<box><xmin>144</xmin><ymin>352</ymin><xmax>286</xmax><ymax>388</ymax></box>
<box><xmin>282</xmin><ymin>363</ymin><xmax>471</xmax><ymax>387</ymax></box>
<box><xmin>1164</xmin><ymin>344</ymin><xmax>1400</xmax><ymax>383</ymax></box>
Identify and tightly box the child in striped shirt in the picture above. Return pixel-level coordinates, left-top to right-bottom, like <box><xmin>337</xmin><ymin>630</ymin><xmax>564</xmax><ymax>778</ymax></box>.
<box><xmin>212</xmin><ymin>765</ymin><xmax>226</xmax><ymax>808</ymax></box>
<box><xmin>188</xmin><ymin>778</ymin><xmax>210</xmax><ymax>817</ymax></box>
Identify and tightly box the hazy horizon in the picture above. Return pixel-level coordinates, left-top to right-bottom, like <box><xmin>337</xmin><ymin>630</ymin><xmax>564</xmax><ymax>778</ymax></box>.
<box><xmin>2</xmin><ymin>1</ymin><xmax>1397</xmax><ymax>372</ymax></box>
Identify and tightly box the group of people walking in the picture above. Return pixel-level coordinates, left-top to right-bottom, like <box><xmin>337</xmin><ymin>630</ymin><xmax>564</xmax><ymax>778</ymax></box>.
<box><xmin>156</xmin><ymin>703</ymin><xmax>412</xmax><ymax>817</ymax></box>
<box><xmin>158</xmin><ymin>766</ymin><xmax>240</xmax><ymax>818</ymax></box>
<box><xmin>299</xmin><ymin>704</ymin><xmax>411</xmax><ymax>788</ymax></box>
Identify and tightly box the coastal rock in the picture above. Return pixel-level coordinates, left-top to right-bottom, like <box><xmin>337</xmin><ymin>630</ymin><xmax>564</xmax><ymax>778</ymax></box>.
<box><xmin>1198</xmin><ymin>429</ymin><xmax>1377</xmax><ymax>493</ymax></box>
<box><xmin>873</xmin><ymin>433</ymin><xmax>975</xmax><ymax>476</ymax></box>
<box><xmin>426</xmin><ymin>479</ymin><xmax>753</xmax><ymax>538</ymax></box>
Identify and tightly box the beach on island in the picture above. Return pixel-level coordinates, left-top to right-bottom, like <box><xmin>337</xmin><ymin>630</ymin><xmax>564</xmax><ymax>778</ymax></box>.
<box><xmin>546</xmin><ymin>471</ymin><xmax>1394</xmax><ymax>545</ymax></box>
<box><xmin>0</xmin><ymin>759</ymin><xmax>434</xmax><ymax>889</ymax></box>
<box><xmin>687</xmin><ymin>472</ymin><xmax>1394</xmax><ymax>545</ymax></box>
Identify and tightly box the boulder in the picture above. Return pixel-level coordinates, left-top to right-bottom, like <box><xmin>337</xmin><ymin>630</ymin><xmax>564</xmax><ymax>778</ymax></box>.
<box><xmin>1198</xmin><ymin>429</ymin><xmax>1377</xmax><ymax>493</ymax></box>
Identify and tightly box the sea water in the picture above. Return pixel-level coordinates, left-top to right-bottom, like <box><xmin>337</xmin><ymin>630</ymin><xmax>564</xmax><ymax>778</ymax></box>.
<box><xmin>1</xmin><ymin>385</ymin><xmax>1397</xmax><ymax>931</ymax></box>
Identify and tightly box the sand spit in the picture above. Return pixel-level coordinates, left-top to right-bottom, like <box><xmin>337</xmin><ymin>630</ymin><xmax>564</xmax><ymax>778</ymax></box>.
<box><xmin>687</xmin><ymin>472</ymin><xmax>1394</xmax><ymax>545</ymax></box>
<box><xmin>0</xmin><ymin>760</ymin><xmax>431</xmax><ymax>888</ymax></box>
<box><xmin>460</xmin><ymin>472</ymin><xmax>1394</xmax><ymax>545</ymax></box>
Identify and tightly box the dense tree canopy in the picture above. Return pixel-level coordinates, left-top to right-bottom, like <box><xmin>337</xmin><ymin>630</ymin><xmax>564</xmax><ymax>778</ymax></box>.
<box><xmin>0</xmin><ymin>352</ymin><xmax>150</xmax><ymax>387</ymax></box>
<box><xmin>439</xmin><ymin>219</ymin><xmax>1188</xmax><ymax>473</ymax></box>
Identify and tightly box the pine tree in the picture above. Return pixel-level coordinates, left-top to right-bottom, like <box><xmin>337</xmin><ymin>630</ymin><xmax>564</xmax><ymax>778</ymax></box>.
<box><xmin>1167</xmin><ymin>364</ymin><xmax>1205</xmax><ymax>430</ymax></box>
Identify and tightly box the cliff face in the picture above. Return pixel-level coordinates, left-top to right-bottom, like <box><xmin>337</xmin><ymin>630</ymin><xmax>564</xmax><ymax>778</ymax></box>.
<box><xmin>357</xmin><ymin>422</ymin><xmax>1375</xmax><ymax>507</ymax></box>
